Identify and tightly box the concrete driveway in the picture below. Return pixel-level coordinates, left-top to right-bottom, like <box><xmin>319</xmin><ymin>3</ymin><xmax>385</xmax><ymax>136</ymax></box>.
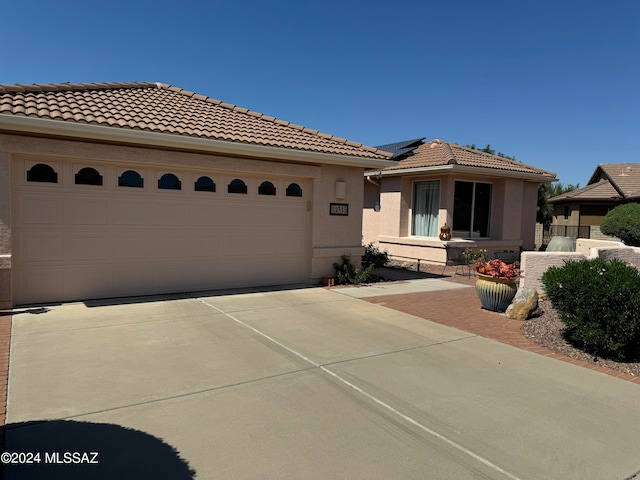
<box><xmin>5</xmin><ymin>284</ymin><xmax>640</xmax><ymax>479</ymax></box>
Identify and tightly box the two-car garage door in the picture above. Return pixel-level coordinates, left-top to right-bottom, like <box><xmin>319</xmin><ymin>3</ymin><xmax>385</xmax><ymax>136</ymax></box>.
<box><xmin>12</xmin><ymin>159</ymin><xmax>311</xmax><ymax>305</ymax></box>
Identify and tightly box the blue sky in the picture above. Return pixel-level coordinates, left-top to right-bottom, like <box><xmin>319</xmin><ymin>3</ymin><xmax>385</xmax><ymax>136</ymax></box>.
<box><xmin>2</xmin><ymin>0</ymin><xmax>638</xmax><ymax>187</ymax></box>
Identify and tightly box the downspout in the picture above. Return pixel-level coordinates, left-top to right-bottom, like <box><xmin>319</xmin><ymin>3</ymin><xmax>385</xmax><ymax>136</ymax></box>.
<box><xmin>366</xmin><ymin>172</ymin><xmax>383</xmax><ymax>211</ymax></box>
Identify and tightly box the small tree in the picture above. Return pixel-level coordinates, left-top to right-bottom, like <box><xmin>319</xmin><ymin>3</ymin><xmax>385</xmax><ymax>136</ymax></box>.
<box><xmin>600</xmin><ymin>203</ymin><xmax>640</xmax><ymax>246</ymax></box>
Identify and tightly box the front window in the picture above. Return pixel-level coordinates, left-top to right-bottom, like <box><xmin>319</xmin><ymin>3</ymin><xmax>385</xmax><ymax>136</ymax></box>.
<box><xmin>452</xmin><ymin>181</ymin><xmax>492</xmax><ymax>238</ymax></box>
<box><xmin>412</xmin><ymin>181</ymin><xmax>440</xmax><ymax>237</ymax></box>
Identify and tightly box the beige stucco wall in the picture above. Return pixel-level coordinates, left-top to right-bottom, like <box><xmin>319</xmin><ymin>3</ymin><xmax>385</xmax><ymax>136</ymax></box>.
<box><xmin>520</xmin><ymin>239</ymin><xmax>640</xmax><ymax>295</ymax></box>
<box><xmin>310</xmin><ymin>164</ymin><xmax>367</xmax><ymax>277</ymax></box>
<box><xmin>0</xmin><ymin>133</ymin><xmax>369</xmax><ymax>306</ymax></box>
<box><xmin>0</xmin><ymin>149</ymin><xmax>11</xmax><ymax>308</ymax></box>
<box><xmin>575</xmin><ymin>238</ymin><xmax>625</xmax><ymax>255</ymax></box>
<box><xmin>362</xmin><ymin>173</ymin><xmax>541</xmax><ymax>265</ymax></box>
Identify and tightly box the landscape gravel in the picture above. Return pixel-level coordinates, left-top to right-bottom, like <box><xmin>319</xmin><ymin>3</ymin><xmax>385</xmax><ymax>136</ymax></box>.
<box><xmin>521</xmin><ymin>299</ymin><xmax>640</xmax><ymax>377</ymax></box>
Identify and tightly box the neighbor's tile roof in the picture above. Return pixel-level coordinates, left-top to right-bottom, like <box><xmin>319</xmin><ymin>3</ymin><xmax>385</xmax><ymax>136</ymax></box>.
<box><xmin>548</xmin><ymin>179</ymin><xmax>621</xmax><ymax>202</ymax></box>
<box><xmin>595</xmin><ymin>164</ymin><xmax>640</xmax><ymax>199</ymax></box>
<box><xmin>382</xmin><ymin>139</ymin><xmax>555</xmax><ymax>178</ymax></box>
<box><xmin>0</xmin><ymin>82</ymin><xmax>392</xmax><ymax>159</ymax></box>
<box><xmin>550</xmin><ymin>163</ymin><xmax>640</xmax><ymax>203</ymax></box>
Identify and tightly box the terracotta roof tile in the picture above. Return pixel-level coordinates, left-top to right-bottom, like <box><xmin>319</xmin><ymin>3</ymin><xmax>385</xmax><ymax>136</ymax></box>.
<box><xmin>596</xmin><ymin>163</ymin><xmax>640</xmax><ymax>199</ymax></box>
<box><xmin>549</xmin><ymin>179</ymin><xmax>621</xmax><ymax>202</ymax></box>
<box><xmin>383</xmin><ymin>139</ymin><xmax>555</xmax><ymax>178</ymax></box>
<box><xmin>0</xmin><ymin>81</ymin><xmax>392</xmax><ymax>159</ymax></box>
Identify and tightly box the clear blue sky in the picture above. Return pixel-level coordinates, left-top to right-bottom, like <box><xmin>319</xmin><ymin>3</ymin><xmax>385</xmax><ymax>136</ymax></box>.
<box><xmin>2</xmin><ymin>0</ymin><xmax>638</xmax><ymax>187</ymax></box>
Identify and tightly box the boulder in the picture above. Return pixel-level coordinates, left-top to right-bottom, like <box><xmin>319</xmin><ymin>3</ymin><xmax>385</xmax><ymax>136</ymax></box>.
<box><xmin>505</xmin><ymin>287</ymin><xmax>539</xmax><ymax>320</ymax></box>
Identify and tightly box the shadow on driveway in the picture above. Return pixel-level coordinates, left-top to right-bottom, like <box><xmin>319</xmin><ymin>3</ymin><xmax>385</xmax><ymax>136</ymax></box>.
<box><xmin>2</xmin><ymin>420</ymin><xmax>195</xmax><ymax>479</ymax></box>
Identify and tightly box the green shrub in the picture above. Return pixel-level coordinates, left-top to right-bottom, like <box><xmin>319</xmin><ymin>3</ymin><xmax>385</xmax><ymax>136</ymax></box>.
<box><xmin>600</xmin><ymin>203</ymin><xmax>640</xmax><ymax>246</ymax></box>
<box><xmin>541</xmin><ymin>258</ymin><xmax>640</xmax><ymax>361</ymax></box>
<box><xmin>333</xmin><ymin>255</ymin><xmax>377</xmax><ymax>285</ymax></box>
<box><xmin>361</xmin><ymin>242</ymin><xmax>389</xmax><ymax>269</ymax></box>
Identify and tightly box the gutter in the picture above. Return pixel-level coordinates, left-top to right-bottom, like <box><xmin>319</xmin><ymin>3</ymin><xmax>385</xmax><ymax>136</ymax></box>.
<box><xmin>365</xmin><ymin>164</ymin><xmax>556</xmax><ymax>182</ymax></box>
<box><xmin>0</xmin><ymin>115</ymin><xmax>397</xmax><ymax>169</ymax></box>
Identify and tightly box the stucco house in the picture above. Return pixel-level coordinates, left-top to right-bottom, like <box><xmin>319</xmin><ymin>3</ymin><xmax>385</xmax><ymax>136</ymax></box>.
<box><xmin>363</xmin><ymin>139</ymin><xmax>556</xmax><ymax>265</ymax></box>
<box><xmin>548</xmin><ymin>163</ymin><xmax>640</xmax><ymax>240</ymax></box>
<box><xmin>0</xmin><ymin>82</ymin><xmax>395</xmax><ymax>307</ymax></box>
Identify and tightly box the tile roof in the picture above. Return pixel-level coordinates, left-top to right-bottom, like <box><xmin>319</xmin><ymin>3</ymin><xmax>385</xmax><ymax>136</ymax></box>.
<box><xmin>381</xmin><ymin>139</ymin><xmax>556</xmax><ymax>178</ymax></box>
<box><xmin>594</xmin><ymin>163</ymin><xmax>640</xmax><ymax>199</ymax></box>
<box><xmin>0</xmin><ymin>82</ymin><xmax>392</xmax><ymax>159</ymax></box>
<box><xmin>550</xmin><ymin>163</ymin><xmax>640</xmax><ymax>203</ymax></box>
<box><xmin>548</xmin><ymin>179</ymin><xmax>621</xmax><ymax>202</ymax></box>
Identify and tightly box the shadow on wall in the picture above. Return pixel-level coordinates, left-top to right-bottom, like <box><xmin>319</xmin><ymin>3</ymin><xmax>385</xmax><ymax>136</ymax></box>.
<box><xmin>2</xmin><ymin>420</ymin><xmax>196</xmax><ymax>479</ymax></box>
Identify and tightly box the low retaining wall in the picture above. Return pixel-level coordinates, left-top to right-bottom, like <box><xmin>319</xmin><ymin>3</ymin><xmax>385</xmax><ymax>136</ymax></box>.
<box><xmin>520</xmin><ymin>239</ymin><xmax>640</xmax><ymax>295</ymax></box>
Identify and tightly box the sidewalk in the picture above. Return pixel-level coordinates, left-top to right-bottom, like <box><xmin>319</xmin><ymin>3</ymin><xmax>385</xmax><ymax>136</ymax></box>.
<box><xmin>361</xmin><ymin>267</ymin><xmax>640</xmax><ymax>385</ymax></box>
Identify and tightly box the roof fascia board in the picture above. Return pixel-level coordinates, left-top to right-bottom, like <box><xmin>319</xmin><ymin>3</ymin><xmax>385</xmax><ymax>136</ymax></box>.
<box><xmin>0</xmin><ymin>115</ymin><xmax>397</xmax><ymax>169</ymax></box>
<box><xmin>366</xmin><ymin>164</ymin><xmax>555</xmax><ymax>182</ymax></box>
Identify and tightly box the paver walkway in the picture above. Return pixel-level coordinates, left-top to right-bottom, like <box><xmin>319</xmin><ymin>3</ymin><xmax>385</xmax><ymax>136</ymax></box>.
<box><xmin>362</xmin><ymin>273</ymin><xmax>640</xmax><ymax>385</ymax></box>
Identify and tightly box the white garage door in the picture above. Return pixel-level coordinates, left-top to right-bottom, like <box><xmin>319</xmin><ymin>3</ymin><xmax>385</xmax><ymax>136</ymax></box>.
<box><xmin>12</xmin><ymin>159</ymin><xmax>310</xmax><ymax>305</ymax></box>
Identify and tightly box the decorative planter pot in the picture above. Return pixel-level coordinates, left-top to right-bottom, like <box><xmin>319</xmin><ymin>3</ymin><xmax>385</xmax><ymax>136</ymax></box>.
<box><xmin>475</xmin><ymin>274</ymin><xmax>518</xmax><ymax>312</ymax></box>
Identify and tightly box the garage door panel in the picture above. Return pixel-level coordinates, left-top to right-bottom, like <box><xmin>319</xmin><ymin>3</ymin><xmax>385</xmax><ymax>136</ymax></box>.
<box><xmin>110</xmin><ymin>233</ymin><xmax>152</xmax><ymax>260</ymax></box>
<box><xmin>152</xmin><ymin>201</ymin><xmax>186</xmax><ymax>226</ymax></box>
<box><xmin>222</xmin><ymin>228</ymin><xmax>259</xmax><ymax>256</ymax></box>
<box><xmin>21</xmin><ymin>233</ymin><xmax>64</xmax><ymax>263</ymax></box>
<box><xmin>111</xmin><ymin>264</ymin><xmax>154</xmax><ymax>296</ymax></box>
<box><xmin>280</xmin><ymin>206</ymin><xmax>308</xmax><ymax>227</ymax></box>
<box><xmin>185</xmin><ymin>261</ymin><xmax>223</xmax><ymax>290</ymax></box>
<box><xmin>20</xmin><ymin>195</ymin><xmax>63</xmax><ymax>224</ymax></box>
<box><xmin>111</xmin><ymin>199</ymin><xmax>149</xmax><ymax>225</ymax></box>
<box><xmin>188</xmin><ymin>203</ymin><xmax>224</xmax><ymax>226</ymax></box>
<box><xmin>66</xmin><ymin>197</ymin><xmax>108</xmax><ymax>225</ymax></box>
<box><xmin>13</xmin><ymin>162</ymin><xmax>309</xmax><ymax>305</ymax></box>
<box><xmin>223</xmin><ymin>205</ymin><xmax>253</xmax><ymax>226</ymax></box>
<box><xmin>64</xmin><ymin>233</ymin><xmax>109</xmax><ymax>261</ymax></box>
<box><xmin>152</xmin><ymin>233</ymin><xmax>191</xmax><ymax>258</ymax></box>
<box><xmin>188</xmin><ymin>232</ymin><xmax>224</xmax><ymax>258</ymax></box>
<box><xmin>152</xmin><ymin>262</ymin><xmax>191</xmax><ymax>293</ymax></box>
<box><xmin>64</xmin><ymin>267</ymin><xmax>113</xmax><ymax>300</ymax></box>
<box><xmin>18</xmin><ymin>268</ymin><xmax>64</xmax><ymax>304</ymax></box>
<box><xmin>279</xmin><ymin>230</ymin><xmax>307</xmax><ymax>255</ymax></box>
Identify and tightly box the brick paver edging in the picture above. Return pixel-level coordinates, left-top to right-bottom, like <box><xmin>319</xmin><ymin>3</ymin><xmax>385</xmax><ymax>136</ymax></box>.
<box><xmin>363</xmin><ymin>283</ymin><xmax>640</xmax><ymax>385</ymax></box>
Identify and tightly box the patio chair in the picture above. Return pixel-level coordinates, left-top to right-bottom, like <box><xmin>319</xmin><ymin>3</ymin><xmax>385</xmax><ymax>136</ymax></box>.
<box><xmin>442</xmin><ymin>245</ymin><xmax>472</xmax><ymax>277</ymax></box>
<box><xmin>493</xmin><ymin>250</ymin><xmax>520</xmax><ymax>264</ymax></box>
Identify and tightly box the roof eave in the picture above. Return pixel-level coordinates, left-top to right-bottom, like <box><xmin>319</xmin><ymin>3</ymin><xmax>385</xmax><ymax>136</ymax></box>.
<box><xmin>0</xmin><ymin>115</ymin><xmax>397</xmax><ymax>169</ymax></box>
<box><xmin>366</xmin><ymin>164</ymin><xmax>556</xmax><ymax>182</ymax></box>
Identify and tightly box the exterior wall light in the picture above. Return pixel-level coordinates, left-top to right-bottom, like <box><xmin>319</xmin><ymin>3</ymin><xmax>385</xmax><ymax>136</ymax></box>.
<box><xmin>335</xmin><ymin>181</ymin><xmax>347</xmax><ymax>199</ymax></box>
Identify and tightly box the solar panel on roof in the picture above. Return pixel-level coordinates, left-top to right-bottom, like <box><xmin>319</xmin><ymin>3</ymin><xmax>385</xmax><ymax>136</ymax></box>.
<box><xmin>374</xmin><ymin>138</ymin><xmax>425</xmax><ymax>159</ymax></box>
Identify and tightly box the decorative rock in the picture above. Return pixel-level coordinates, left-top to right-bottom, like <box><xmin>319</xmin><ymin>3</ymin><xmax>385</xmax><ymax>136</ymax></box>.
<box><xmin>505</xmin><ymin>287</ymin><xmax>539</xmax><ymax>320</ymax></box>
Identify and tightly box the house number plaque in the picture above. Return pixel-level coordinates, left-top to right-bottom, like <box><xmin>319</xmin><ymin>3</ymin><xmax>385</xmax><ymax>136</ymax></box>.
<box><xmin>330</xmin><ymin>203</ymin><xmax>349</xmax><ymax>216</ymax></box>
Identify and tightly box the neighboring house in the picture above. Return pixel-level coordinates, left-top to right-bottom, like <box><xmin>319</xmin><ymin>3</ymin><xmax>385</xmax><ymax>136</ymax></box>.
<box><xmin>362</xmin><ymin>139</ymin><xmax>556</xmax><ymax>265</ymax></box>
<box><xmin>548</xmin><ymin>163</ymin><xmax>640</xmax><ymax>240</ymax></box>
<box><xmin>0</xmin><ymin>82</ymin><xmax>394</xmax><ymax>307</ymax></box>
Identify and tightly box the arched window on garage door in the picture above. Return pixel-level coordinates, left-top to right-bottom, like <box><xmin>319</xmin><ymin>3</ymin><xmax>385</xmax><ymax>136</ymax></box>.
<box><xmin>195</xmin><ymin>176</ymin><xmax>216</xmax><ymax>192</ymax></box>
<box><xmin>286</xmin><ymin>183</ymin><xmax>303</xmax><ymax>197</ymax></box>
<box><xmin>118</xmin><ymin>170</ymin><xmax>144</xmax><ymax>188</ymax></box>
<box><xmin>228</xmin><ymin>178</ymin><xmax>247</xmax><ymax>194</ymax></box>
<box><xmin>158</xmin><ymin>173</ymin><xmax>182</xmax><ymax>190</ymax></box>
<box><xmin>258</xmin><ymin>181</ymin><xmax>276</xmax><ymax>196</ymax></box>
<box><xmin>75</xmin><ymin>167</ymin><xmax>103</xmax><ymax>186</ymax></box>
<box><xmin>27</xmin><ymin>163</ymin><xmax>58</xmax><ymax>183</ymax></box>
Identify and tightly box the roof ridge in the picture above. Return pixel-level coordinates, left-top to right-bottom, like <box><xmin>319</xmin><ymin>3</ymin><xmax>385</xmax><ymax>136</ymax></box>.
<box><xmin>155</xmin><ymin>83</ymin><xmax>393</xmax><ymax>158</ymax></box>
<box><xmin>0</xmin><ymin>81</ymin><xmax>157</xmax><ymax>94</ymax></box>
